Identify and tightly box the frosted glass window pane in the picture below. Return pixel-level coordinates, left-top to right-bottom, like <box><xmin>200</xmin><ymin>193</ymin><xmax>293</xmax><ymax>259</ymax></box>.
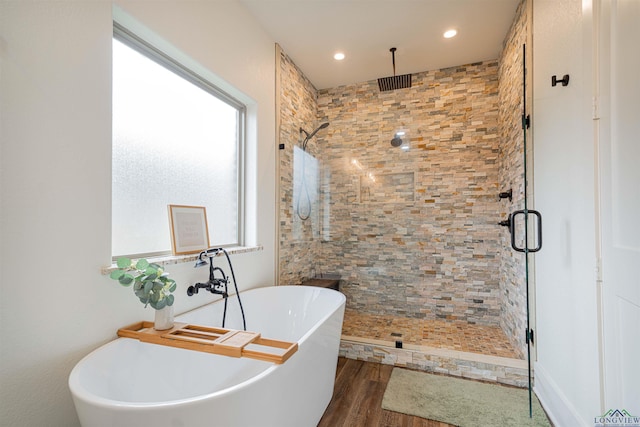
<box><xmin>112</xmin><ymin>39</ymin><xmax>240</xmax><ymax>256</ymax></box>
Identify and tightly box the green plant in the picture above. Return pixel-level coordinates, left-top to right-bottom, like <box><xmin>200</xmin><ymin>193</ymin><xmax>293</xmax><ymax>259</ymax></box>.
<box><xmin>109</xmin><ymin>258</ymin><xmax>177</xmax><ymax>309</ymax></box>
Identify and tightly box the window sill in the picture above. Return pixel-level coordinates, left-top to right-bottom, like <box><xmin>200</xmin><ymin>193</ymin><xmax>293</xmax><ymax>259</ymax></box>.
<box><xmin>101</xmin><ymin>245</ymin><xmax>263</xmax><ymax>275</ymax></box>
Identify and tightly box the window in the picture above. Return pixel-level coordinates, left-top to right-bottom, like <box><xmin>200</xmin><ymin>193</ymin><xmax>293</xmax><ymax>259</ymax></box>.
<box><xmin>112</xmin><ymin>24</ymin><xmax>245</xmax><ymax>257</ymax></box>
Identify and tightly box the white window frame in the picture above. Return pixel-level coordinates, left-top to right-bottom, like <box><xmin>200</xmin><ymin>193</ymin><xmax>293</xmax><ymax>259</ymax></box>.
<box><xmin>112</xmin><ymin>23</ymin><xmax>246</xmax><ymax>258</ymax></box>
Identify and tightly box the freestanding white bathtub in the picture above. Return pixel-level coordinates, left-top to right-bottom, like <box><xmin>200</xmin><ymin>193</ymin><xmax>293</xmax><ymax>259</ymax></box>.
<box><xmin>69</xmin><ymin>285</ymin><xmax>346</xmax><ymax>427</ymax></box>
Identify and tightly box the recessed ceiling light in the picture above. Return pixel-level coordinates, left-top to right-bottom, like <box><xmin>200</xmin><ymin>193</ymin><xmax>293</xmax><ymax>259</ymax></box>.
<box><xmin>444</xmin><ymin>29</ymin><xmax>457</xmax><ymax>39</ymax></box>
<box><xmin>334</xmin><ymin>52</ymin><xmax>345</xmax><ymax>61</ymax></box>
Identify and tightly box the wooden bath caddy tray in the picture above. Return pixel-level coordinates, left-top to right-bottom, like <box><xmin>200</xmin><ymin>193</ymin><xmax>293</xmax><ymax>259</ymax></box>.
<box><xmin>117</xmin><ymin>322</ymin><xmax>298</xmax><ymax>364</ymax></box>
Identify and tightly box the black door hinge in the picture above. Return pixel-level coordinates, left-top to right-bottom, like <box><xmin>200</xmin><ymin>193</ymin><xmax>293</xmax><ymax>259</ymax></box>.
<box><xmin>525</xmin><ymin>329</ymin><xmax>534</xmax><ymax>345</ymax></box>
<box><xmin>522</xmin><ymin>114</ymin><xmax>530</xmax><ymax>130</ymax></box>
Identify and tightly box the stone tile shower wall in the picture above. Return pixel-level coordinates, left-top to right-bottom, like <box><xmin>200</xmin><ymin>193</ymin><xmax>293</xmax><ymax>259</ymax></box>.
<box><xmin>317</xmin><ymin>62</ymin><xmax>503</xmax><ymax>325</ymax></box>
<box><xmin>277</xmin><ymin>50</ymin><xmax>323</xmax><ymax>286</ymax></box>
<box><xmin>498</xmin><ymin>0</ymin><xmax>529</xmax><ymax>359</ymax></box>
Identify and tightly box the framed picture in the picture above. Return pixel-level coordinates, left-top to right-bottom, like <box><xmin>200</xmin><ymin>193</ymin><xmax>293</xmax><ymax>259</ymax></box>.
<box><xmin>168</xmin><ymin>205</ymin><xmax>210</xmax><ymax>255</ymax></box>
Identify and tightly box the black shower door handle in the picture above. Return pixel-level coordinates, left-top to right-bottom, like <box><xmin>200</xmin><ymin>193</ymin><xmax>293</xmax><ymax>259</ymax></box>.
<box><xmin>509</xmin><ymin>210</ymin><xmax>542</xmax><ymax>253</ymax></box>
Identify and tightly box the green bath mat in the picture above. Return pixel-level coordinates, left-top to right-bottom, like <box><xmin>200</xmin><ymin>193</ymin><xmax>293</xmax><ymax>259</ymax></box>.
<box><xmin>382</xmin><ymin>368</ymin><xmax>551</xmax><ymax>426</ymax></box>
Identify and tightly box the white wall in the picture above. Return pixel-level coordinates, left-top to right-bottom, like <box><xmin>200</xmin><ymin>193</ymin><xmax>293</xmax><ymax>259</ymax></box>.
<box><xmin>532</xmin><ymin>0</ymin><xmax>602</xmax><ymax>425</ymax></box>
<box><xmin>0</xmin><ymin>1</ymin><xmax>276</xmax><ymax>426</ymax></box>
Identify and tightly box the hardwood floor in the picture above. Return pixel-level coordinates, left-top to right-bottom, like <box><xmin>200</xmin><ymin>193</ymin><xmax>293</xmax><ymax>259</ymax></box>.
<box><xmin>318</xmin><ymin>357</ymin><xmax>454</xmax><ymax>427</ymax></box>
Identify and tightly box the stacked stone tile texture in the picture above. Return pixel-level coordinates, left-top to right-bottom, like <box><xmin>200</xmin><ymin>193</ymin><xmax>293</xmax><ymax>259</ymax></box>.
<box><xmin>498</xmin><ymin>0</ymin><xmax>529</xmax><ymax>359</ymax></box>
<box><xmin>317</xmin><ymin>61</ymin><xmax>502</xmax><ymax>325</ymax></box>
<box><xmin>339</xmin><ymin>340</ymin><xmax>528</xmax><ymax>387</ymax></box>
<box><xmin>278</xmin><ymin>51</ymin><xmax>323</xmax><ymax>286</ymax></box>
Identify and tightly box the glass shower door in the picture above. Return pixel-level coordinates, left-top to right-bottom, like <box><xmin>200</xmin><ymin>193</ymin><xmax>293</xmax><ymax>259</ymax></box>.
<box><xmin>507</xmin><ymin>44</ymin><xmax>542</xmax><ymax>418</ymax></box>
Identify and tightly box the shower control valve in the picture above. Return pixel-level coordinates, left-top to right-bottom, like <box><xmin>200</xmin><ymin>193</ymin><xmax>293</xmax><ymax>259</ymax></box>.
<box><xmin>498</xmin><ymin>189</ymin><xmax>512</xmax><ymax>201</ymax></box>
<box><xmin>187</xmin><ymin>278</ymin><xmax>228</xmax><ymax>298</ymax></box>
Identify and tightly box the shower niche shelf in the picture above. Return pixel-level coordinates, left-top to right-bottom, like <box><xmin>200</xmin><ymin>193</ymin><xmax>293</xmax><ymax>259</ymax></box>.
<box><xmin>117</xmin><ymin>321</ymin><xmax>298</xmax><ymax>364</ymax></box>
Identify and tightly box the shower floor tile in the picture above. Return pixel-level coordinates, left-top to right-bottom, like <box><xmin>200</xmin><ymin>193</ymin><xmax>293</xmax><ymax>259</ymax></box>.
<box><xmin>341</xmin><ymin>309</ymin><xmax>522</xmax><ymax>359</ymax></box>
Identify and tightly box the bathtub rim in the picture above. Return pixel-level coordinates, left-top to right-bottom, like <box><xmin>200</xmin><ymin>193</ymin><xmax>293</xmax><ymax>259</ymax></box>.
<box><xmin>69</xmin><ymin>285</ymin><xmax>345</xmax><ymax>409</ymax></box>
<box><xmin>69</xmin><ymin>337</ymin><xmax>279</xmax><ymax>409</ymax></box>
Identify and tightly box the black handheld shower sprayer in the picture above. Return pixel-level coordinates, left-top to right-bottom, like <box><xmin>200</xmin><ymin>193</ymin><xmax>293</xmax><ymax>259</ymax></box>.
<box><xmin>299</xmin><ymin>122</ymin><xmax>329</xmax><ymax>151</ymax></box>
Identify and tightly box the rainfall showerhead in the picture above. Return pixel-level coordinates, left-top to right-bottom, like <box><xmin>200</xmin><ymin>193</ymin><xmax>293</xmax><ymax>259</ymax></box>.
<box><xmin>300</xmin><ymin>122</ymin><xmax>330</xmax><ymax>150</ymax></box>
<box><xmin>378</xmin><ymin>47</ymin><xmax>412</xmax><ymax>92</ymax></box>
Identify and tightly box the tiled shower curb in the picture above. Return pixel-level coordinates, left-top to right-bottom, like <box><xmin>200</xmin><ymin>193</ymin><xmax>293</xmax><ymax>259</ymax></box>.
<box><xmin>340</xmin><ymin>336</ymin><xmax>530</xmax><ymax>388</ymax></box>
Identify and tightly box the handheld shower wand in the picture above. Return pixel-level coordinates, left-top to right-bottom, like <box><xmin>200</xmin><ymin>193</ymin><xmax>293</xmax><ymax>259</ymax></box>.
<box><xmin>299</xmin><ymin>122</ymin><xmax>329</xmax><ymax>151</ymax></box>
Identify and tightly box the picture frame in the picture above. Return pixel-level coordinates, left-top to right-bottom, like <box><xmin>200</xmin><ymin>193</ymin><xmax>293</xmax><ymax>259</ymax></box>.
<box><xmin>168</xmin><ymin>205</ymin><xmax>210</xmax><ymax>255</ymax></box>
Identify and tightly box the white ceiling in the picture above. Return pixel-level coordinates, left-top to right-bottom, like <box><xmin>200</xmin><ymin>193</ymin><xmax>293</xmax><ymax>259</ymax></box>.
<box><xmin>240</xmin><ymin>0</ymin><xmax>521</xmax><ymax>89</ymax></box>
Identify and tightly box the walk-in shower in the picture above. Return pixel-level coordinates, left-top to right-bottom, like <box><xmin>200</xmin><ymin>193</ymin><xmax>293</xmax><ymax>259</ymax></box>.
<box><xmin>313</xmin><ymin>49</ymin><xmax>531</xmax><ymax>387</ymax></box>
<box><xmin>277</xmin><ymin>0</ymin><xmax>531</xmax><ymax>391</ymax></box>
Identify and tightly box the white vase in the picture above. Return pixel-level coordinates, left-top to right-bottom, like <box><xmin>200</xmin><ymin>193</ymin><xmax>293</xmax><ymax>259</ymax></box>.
<box><xmin>154</xmin><ymin>305</ymin><xmax>174</xmax><ymax>331</ymax></box>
